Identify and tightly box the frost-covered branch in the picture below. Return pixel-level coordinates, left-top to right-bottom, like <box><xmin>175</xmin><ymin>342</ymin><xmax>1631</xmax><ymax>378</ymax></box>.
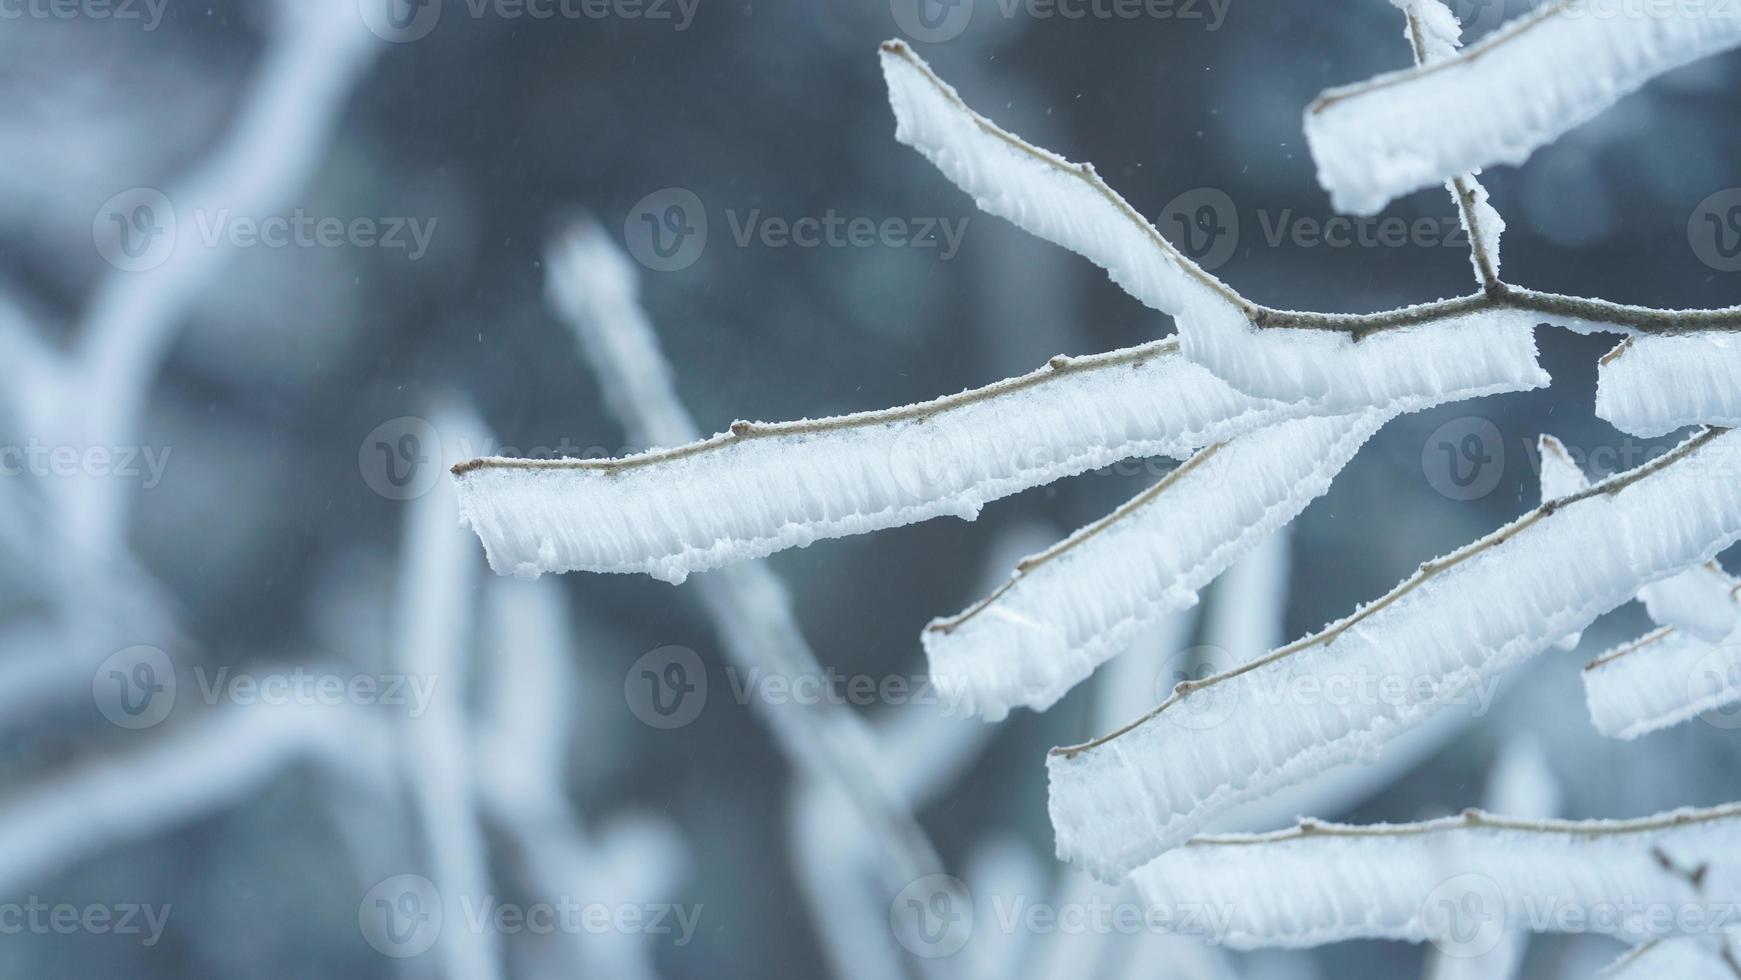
<box><xmin>1584</xmin><ymin>625</ymin><xmax>1741</xmax><ymax>740</ymax></box>
<box><xmin>1308</xmin><ymin>0</ymin><xmax>1741</xmax><ymax>214</ymax></box>
<box><xmin>452</xmin><ymin>333</ymin><xmax>1314</xmax><ymax>582</ymax></box>
<box><xmin>1398</xmin><ymin>0</ymin><xmax>1504</xmax><ymax>290</ymax></box>
<box><xmin>881</xmin><ymin>35</ymin><xmax>1741</xmax><ymax>425</ymax></box>
<box><xmin>1049</xmin><ymin>427</ymin><xmax>1741</xmax><ymax>881</ymax></box>
<box><xmin>923</xmin><ymin>412</ymin><xmax>1381</xmax><ymax>721</ymax></box>
<box><xmin>1597</xmin><ymin>333</ymin><xmax>1741</xmax><ymax>437</ymax></box>
<box><xmin>67</xmin><ymin>0</ymin><xmax>378</xmax><ymax>555</ymax></box>
<box><xmin>1130</xmin><ymin>803</ymin><xmax>1741</xmax><ymax>950</ymax></box>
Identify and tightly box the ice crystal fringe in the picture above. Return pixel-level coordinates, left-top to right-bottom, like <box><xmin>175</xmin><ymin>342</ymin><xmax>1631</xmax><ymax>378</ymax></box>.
<box><xmin>1598</xmin><ymin>333</ymin><xmax>1741</xmax><ymax>438</ymax></box>
<box><xmin>453</xmin><ymin>340</ymin><xmax>1309</xmax><ymax>583</ymax></box>
<box><xmin>1307</xmin><ymin>0</ymin><xmax>1741</xmax><ymax>215</ymax></box>
<box><xmin>922</xmin><ymin>412</ymin><xmax>1381</xmax><ymax>721</ymax></box>
<box><xmin>1049</xmin><ymin>428</ymin><xmax>1741</xmax><ymax>882</ymax></box>
<box><xmin>1129</xmin><ymin>804</ymin><xmax>1741</xmax><ymax>950</ymax></box>
<box><xmin>879</xmin><ymin>40</ymin><xmax>1549</xmax><ymax>411</ymax></box>
<box><xmin>1583</xmin><ymin>626</ymin><xmax>1741</xmax><ymax>740</ymax></box>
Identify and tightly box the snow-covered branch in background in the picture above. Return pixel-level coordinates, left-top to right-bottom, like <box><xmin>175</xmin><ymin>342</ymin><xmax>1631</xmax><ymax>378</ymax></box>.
<box><xmin>474</xmin><ymin>576</ymin><xmax>688</xmax><ymax>980</ymax></box>
<box><xmin>1050</xmin><ymin>427</ymin><xmax>1741</xmax><ymax>882</ymax></box>
<box><xmin>1132</xmin><ymin>803</ymin><xmax>1741</xmax><ymax>950</ymax></box>
<box><xmin>68</xmin><ymin>0</ymin><xmax>378</xmax><ymax>555</ymax></box>
<box><xmin>923</xmin><ymin>412</ymin><xmax>1379</xmax><ymax>721</ymax></box>
<box><xmin>393</xmin><ymin>399</ymin><xmax>502</xmax><ymax>980</ymax></box>
<box><xmin>1307</xmin><ymin>0</ymin><xmax>1741</xmax><ymax>214</ymax></box>
<box><xmin>538</xmin><ymin>222</ymin><xmax>945</xmax><ymax>904</ymax></box>
<box><xmin>0</xmin><ymin>698</ymin><xmax>390</xmax><ymax>898</ymax></box>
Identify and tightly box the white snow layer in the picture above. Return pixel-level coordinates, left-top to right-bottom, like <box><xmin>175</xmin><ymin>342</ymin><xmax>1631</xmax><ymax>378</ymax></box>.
<box><xmin>879</xmin><ymin>41</ymin><xmax>1549</xmax><ymax>411</ymax></box>
<box><xmin>1537</xmin><ymin>434</ymin><xmax>1589</xmax><ymax>502</ymax></box>
<box><xmin>1584</xmin><ymin>626</ymin><xmax>1741</xmax><ymax>740</ymax></box>
<box><xmin>453</xmin><ymin>342</ymin><xmax>1307</xmax><ymax>583</ymax></box>
<box><xmin>923</xmin><ymin>413</ymin><xmax>1382</xmax><ymax>721</ymax></box>
<box><xmin>1128</xmin><ymin>805</ymin><xmax>1741</xmax><ymax>949</ymax></box>
<box><xmin>1307</xmin><ymin>1</ymin><xmax>1741</xmax><ymax>214</ymax></box>
<box><xmin>1048</xmin><ymin>428</ymin><xmax>1741</xmax><ymax>882</ymax></box>
<box><xmin>1597</xmin><ymin>333</ymin><xmax>1741</xmax><ymax>437</ymax></box>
